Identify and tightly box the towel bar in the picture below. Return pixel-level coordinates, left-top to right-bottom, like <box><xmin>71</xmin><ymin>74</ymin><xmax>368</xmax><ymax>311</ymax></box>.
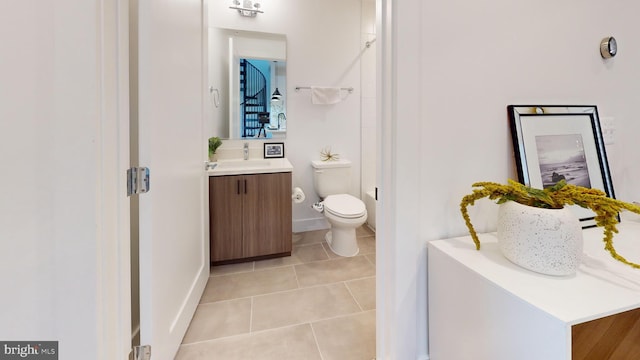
<box><xmin>295</xmin><ymin>86</ymin><xmax>354</xmax><ymax>93</ymax></box>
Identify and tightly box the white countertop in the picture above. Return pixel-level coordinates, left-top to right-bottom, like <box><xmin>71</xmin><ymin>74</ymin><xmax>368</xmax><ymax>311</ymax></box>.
<box><xmin>207</xmin><ymin>157</ymin><xmax>293</xmax><ymax>176</ymax></box>
<box><xmin>429</xmin><ymin>220</ymin><xmax>640</xmax><ymax>325</ymax></box>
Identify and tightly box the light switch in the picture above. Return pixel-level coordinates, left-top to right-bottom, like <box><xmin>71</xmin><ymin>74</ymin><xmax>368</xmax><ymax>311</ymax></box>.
<box><xmin>601</xmin><ymin>116</ymin><xmax>614</xmax><ymax>145</ymax></box>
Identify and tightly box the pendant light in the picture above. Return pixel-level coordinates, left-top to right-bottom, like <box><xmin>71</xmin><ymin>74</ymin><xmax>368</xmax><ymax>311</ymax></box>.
<box><xmin>271</xmin><ymin>88</ymin><xmax>282</xmax><ymax>102</ymax></box>
<box><xmin>271</xmin><ymin>61</ymin><xmax>282</xmax><ymax>102</ymax></box>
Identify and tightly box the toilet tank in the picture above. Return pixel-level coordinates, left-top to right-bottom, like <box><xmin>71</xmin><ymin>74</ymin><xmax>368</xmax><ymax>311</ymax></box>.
<box><xmin>311</xmin><ymin>159</ymin><xmax>352</xmax><ymax>198</ymax></box>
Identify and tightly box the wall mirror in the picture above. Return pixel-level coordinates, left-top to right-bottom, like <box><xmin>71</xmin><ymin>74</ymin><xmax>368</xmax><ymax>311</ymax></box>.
<box><xmin>210</xmin><ymin>28</ymin><xmax>286</xmax><ymax>140</ymax></box>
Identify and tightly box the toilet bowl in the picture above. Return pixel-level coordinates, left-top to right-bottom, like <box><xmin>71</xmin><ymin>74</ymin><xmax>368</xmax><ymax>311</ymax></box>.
<box><xmin>322</xmin><ymin>194</ymin><xmax>368</xmax><ymax>257</ymax></box>
<box><xmin>311</xmin><ymin>158</ymin><xmax>367</xmax><ymax>257</ymax></box>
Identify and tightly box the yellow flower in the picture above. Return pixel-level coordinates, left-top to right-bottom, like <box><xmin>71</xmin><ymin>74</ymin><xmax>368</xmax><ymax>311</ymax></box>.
<box><xmin>460</xmin><ymin>180</ymin><xmax>640</xmax><ymax>269</ymax></box>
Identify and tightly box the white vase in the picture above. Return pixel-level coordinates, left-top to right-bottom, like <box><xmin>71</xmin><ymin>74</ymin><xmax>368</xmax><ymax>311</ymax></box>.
<box><xmin>497</xmin><ymin>201</ymin><xmax>583</xmax><ymax>276</ymax></box>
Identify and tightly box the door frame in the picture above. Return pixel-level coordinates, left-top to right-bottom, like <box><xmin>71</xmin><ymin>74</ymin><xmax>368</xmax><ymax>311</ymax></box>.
<box><xmin>96</xmin><ymin>0</ymin><xmax>133</xmax><ymax>358</ymax></box>
<box><xmin>376</xmin><ymin>0</ymin><xmax>425</xmax><ymax>358</ymax></box>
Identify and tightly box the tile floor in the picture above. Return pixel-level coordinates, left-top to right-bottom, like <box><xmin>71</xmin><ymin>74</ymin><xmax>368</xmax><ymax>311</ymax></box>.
<box><xmin>175</xmin><ymin>226</ymin><xmax>376</xmax><ymax>360</ymax></box>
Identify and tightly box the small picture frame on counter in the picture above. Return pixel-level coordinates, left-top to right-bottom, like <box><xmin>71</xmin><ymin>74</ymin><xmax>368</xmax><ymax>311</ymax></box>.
<box><xmin>264</xmin><ymin>142</ymin><xmax>285</xmax><ymax>158</ymax></box>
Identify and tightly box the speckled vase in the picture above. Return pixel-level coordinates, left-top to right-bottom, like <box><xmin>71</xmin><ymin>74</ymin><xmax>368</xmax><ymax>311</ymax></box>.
<box><xmin>497</xmin><ymin>201</ymin><xmax>583</xmax><ymax>276</ymax></box>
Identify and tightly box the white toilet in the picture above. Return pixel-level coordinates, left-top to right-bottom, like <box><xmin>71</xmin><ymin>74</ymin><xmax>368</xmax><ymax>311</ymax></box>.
<box><xmin>311</xmin><ymin>159</ymin><xmax>368</xmax><ymax>257</ymax></box>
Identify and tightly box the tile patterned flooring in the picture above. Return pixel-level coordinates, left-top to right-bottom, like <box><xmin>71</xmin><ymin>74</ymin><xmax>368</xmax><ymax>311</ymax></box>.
<box><xmin>175</xmin><ymin>226</ymin><xmax>376</xmax><ymax>360</ymax></box>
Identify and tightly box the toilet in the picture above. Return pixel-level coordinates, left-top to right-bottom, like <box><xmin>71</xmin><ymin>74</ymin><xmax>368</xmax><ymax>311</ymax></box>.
<box><xmin>311</xmin><ymin>159</ymin><xmax>367</xmax><ymax>257</ymax></box>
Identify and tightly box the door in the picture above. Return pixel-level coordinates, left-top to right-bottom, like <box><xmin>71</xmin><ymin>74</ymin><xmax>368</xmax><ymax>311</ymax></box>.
<box><xmin>134</xmin><ymin>0</ymin><xmax>209</xmax><ymax>358</ymax></box>
<box><xmin>209</xmin><ymin>176</ymin><xmax>244</xmax><ymax>262</ymax></box>
<box><xmin>243</xmin><ymin>173</ymin><xmax>292</xmax><ymax>257</ymax></box>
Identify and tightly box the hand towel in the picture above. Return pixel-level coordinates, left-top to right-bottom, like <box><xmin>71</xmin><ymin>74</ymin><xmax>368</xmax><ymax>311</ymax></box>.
<box><xmin>311</xmin><ymin>87</ymin><xmax>342</xmax><ymax>105</ymax></box>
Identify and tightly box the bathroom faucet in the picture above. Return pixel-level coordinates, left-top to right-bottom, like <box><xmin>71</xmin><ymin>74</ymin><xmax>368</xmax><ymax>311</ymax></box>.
<box><xmin>243</xmin><ymin>142</ymin><xmax>249</xmax><ymax>160</ymax></box>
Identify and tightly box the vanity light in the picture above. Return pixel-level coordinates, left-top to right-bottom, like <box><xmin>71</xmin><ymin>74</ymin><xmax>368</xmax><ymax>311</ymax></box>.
<box><xmin>230</xmin><ymin>0</ymin><xmax>263</xmax><ymax>17</ymax></box>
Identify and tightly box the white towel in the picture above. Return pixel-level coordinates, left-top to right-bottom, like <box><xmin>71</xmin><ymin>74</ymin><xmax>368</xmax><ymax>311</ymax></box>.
<box><xmin>311</xmin><ymin>87</ymin><xmax>342</xmax><ymax>105</ymax></box>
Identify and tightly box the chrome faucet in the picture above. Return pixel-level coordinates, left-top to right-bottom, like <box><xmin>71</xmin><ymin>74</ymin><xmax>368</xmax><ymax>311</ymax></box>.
<box><xmin>277</xmin><ymin>113</ymin><xmax>286</xmax><ymax>129</ymax></box>
<box><xmin>243</xmin><ymin>142</ymin><xmax>249</xmax><ymax>160</ymax></box>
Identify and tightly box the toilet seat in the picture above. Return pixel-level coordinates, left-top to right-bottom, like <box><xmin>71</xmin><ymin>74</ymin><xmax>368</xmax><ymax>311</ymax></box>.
<box><xmin>323</xmin><ymin>194</ymin><xmax>366</xmax><ymax>219</ymax></box>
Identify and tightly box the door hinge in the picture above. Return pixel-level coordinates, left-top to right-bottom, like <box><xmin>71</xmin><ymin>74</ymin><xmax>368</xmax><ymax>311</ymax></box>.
<box><xmin>132</xmin><ymin>345</ymin><xmax>151</xmax><ymax>360</ymax></box>
<box><xmin>127</xmin><ymin>167</ymin><xmax>150</xmax><ymax>196</ymax></box>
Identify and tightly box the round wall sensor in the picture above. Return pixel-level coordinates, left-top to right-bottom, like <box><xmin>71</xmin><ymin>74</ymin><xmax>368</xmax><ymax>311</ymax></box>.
<box><xmin>600</xmin><ymin>36</ymin><xmax>617</xmax><ymax>59</ymax></box>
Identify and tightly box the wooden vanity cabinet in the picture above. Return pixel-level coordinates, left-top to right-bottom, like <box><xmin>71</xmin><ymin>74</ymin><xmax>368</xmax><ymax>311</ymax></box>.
<box><xmin>209</xmin><ymin>172</ymin><xmax>292</xmax><ymax>263</ymax></box>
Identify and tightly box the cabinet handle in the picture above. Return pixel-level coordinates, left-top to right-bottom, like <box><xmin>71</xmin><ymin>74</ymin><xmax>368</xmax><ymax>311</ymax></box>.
<box><xmin>237</xmin><ymin>180</ymin><xmax>240</xmax><ymax>195</ymax></box>
<box><xmin>244</xmin><ymin>179</ymin><xmax>247</xmax><ymax>194</ymax></box>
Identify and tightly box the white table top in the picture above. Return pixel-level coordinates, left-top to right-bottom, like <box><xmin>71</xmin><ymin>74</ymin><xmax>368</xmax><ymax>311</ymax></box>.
<box><xmin>429</xmin><ymin>220</ymin><xmax>640</xmax><ymax>325</ymax></box>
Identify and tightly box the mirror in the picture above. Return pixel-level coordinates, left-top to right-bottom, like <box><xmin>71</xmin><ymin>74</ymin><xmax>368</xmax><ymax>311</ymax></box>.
<box><xmin>209</xmin><ymin>28</ymin><xmax>286</xmax><ymax>140</ymax></box>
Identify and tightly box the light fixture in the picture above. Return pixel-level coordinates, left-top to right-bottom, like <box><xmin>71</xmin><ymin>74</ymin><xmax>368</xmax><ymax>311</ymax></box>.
<box><xmin>271</xmin><ymin>61</ymin><xmax>282</xmax><ymax>102</ymax></box>
<box><xmin>230</xmin><ymin>0</ymin><xmax>263</xmax><ymax>17</ymax></box>
<box><xmin>271</xmin><ymin>88</ymin><xmax>282</xmax><ymax>102</ymax></box>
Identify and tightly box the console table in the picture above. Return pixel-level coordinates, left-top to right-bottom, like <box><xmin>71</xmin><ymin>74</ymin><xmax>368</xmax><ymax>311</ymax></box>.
<box><xmin>428</xmin><ymin>220</ymin><xmax>640</xmax><ymax>360</ymax></box>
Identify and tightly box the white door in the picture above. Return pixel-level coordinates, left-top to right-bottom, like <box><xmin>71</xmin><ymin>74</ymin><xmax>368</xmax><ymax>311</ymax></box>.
<box><xmin>135</xmin><ymin>0</ymin><xmax>209</xmax><ymax>358</ymax></box>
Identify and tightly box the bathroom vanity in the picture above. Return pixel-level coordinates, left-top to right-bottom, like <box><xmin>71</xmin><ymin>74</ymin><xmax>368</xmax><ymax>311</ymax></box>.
<box><xmin>208</xmin><ymin>158</ymin><xmax>293</xmax><ymax>264</ymax></box>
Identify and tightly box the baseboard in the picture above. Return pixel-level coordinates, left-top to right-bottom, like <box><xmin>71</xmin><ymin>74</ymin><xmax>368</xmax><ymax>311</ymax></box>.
<box><xmin>293</xmin><ymin>217</ymin><xmax>329</xmax><ymax>233</ymax></box>
<box><xmin>373</xmin><ymin>355</ymin><xmax>429</xmax><ymax>360</ymax></box>
<box><xmin>365</xmin><ymin>222</ymin><xmax>376</xmax><ymax>233</ymax></box>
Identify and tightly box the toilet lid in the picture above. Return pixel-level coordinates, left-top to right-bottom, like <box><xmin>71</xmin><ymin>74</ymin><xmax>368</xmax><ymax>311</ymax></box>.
<box><xmin>324</xmin><ymin>194</ymin><xmax>366</xmax><ymax>218</ymax></box>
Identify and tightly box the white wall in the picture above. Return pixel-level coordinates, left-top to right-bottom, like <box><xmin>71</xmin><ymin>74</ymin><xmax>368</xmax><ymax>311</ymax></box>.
<box><xmin>209</xmin><ymin>0</ymin><xmax>364</xmax><ymax>232</ymax></box>
<box><xmin>386</xmin><ymin>0</ymin><xmax>640</xmax><ymax>358</ymax></box>
<box><xmin>361</xmin><ymin>0</ymin><xmax>377</xmax><ymax>201</ymax></box>
<box><xmin>208</xmin><ymin>27</ymin><xmax>230</xmax><ymax>139</ymax></box>
<box><xmin>421</xmin><ymin>1</ymin><xmax>640</xmax><ymax>238</ymax></box>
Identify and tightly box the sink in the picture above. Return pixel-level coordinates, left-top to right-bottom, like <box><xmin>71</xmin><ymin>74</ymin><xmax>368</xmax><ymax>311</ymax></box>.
<box><xmin>208</xmin><ymin>158</ymin><xmax>293</xmax><ymax>176</ymax></box>
<box><xmin>216</xmin><ymin>159</ymin><xmax>271</xmax><ymax>168</ymax></box>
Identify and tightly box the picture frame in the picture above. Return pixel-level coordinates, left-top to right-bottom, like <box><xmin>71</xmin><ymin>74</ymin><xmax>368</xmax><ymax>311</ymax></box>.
<box><xmin>507</xmin><ymin>105</ymin><xmax>616</xmax><ymax>228</ymax></box>
<box><xmin>264</xmin><ymin>142</ymin><xmax>285</xmax><ymax>158</ymax></box>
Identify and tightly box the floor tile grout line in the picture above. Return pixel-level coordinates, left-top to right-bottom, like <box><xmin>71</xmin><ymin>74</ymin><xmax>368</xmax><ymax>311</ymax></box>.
<box><xmin>179</xmin><ymin>322</ymin><xmax>317</xmax><ymax>347</ymax></box>
<box><xmin>364</xmin><ymin>254</ymin><xmax>376</xmax><ymax>267</ymax></box>
<box><xmin>292</xmin><ymin>263</ymin><xmax>301</xmax><ymax>289</ymax></box>
<box><xmin>202</xmin><ymin>280</ymin><xmax>347</xmax><ymax>306</ymax></box>
<box><xmin>310</xmin><ymin>309</ymin><xmax>376</xmax><ymax>325</ymax></box>
<box><xmin>321</xmin><ymin>242</ymin><xmax>331</xmax><ymax>258</ymax></box>
<box><xmin>179</xmin><ymin>308</ymin><xmax>378</xmax><ymax>348</ymax></box>
<box><xmin>251</xmin><ymin>309</ymin><xmax>364</xmax><ymax>335</ymax></box>
<box><xmin>344</xmin><ymin>280</ymin><xmax>365</xmax><ymax>312</ymax></box>
<box><xmin>219</xmin><ymin>274</ymin><xmax>377</xmax><ymax>304</ymax></box>
<box><xmin>202</xmin><ymin>270</ymin><xmax>376</xmax><ymax>305</ymax></box>
<box><xmin>309</xmin><ymin>322</ymin><xmax>326</xmax><ymax>360</ymax></box>
<box><xmin>210</xmin><ymin>251</ymin><xmax>374</xmax><ymax>278</ymax></box>
<box><xmin>249</xmin><ymin>296</ymin><xmax>254</xmax><ymax>333</ymax></box>
<box><xmin>252</xmin><ymin>289</ymin><xmax>376</xmax><ymax>334</ymax></box>
<box><xmin>250</xmin><ymin>279</ymin><xmax>369</xmax><ymax>304</ymax></box>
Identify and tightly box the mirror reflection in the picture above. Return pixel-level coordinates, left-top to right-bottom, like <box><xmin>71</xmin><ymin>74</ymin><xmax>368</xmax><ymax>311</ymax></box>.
<box><xmin>210</xmin><ymin>29</ymin><xmax>286</xmax><ymax>140</ymax></box>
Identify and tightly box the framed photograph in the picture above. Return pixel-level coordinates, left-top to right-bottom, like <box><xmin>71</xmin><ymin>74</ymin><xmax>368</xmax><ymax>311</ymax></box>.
<box><xmin>264</xmin><ymin>142</ymin><xmax>285</xmax><ymax>158</ymax></box>
<box><xmin>507</xmin><ymin>105</ymin><xmax>616</xmax><ymax>227</ymax></box>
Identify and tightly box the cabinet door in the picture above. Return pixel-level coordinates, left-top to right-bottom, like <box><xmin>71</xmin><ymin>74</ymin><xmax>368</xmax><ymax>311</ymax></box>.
<box><xmin>209</xmin><ymin>176</ymin><xmax>244</xmax><ymax>262</ymax></box>
<box><xmin>243</xmin><ymin>173</ymin><xmax>292</xmax><ymax>257</ymax></box>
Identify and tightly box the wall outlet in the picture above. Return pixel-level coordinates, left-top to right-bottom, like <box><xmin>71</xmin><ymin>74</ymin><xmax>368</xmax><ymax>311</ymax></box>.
<box><xmin>601</xmin><ymin>116</ymin><xmax>615</xmax><ymax>145</ymax></box>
